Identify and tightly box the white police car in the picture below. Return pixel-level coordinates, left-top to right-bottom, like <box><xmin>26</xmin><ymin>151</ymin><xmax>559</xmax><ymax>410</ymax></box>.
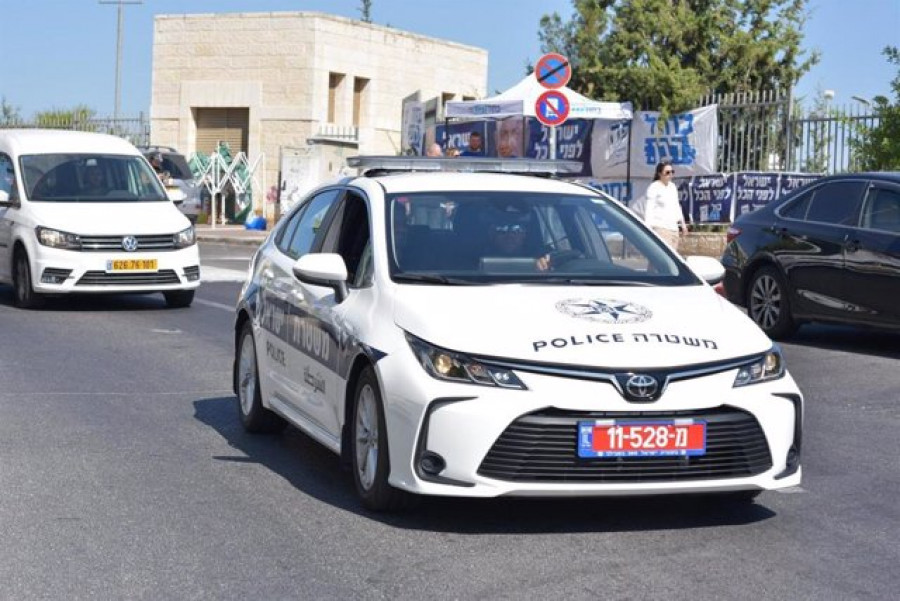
<box><xmin>233</xmin><ymin>156</ymin><xmax>803</xmax><ymax>511</ymax></box>
<box><xmin>0</xmin><ymin>130</ymin><xmax>199</xmax><ymax>308</ymax></box>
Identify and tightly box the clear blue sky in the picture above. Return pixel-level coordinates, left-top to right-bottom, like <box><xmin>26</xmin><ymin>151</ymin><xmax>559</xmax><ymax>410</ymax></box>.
<box><xmin>1</xmin><ymin>0</ymin><xmax>897</xmax><ymax>118</ymax></box>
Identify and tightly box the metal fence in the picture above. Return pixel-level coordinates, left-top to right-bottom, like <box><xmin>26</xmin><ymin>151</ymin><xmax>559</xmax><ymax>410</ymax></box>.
<box><xmin>699</xmin><ymin>90</ymin><xmax>879</xmax><ymax>175</ymax></box>
<box><xmin>0</xmin><ymin>114</ymin><xmax>150</xmax><ymax>148</ymax></box>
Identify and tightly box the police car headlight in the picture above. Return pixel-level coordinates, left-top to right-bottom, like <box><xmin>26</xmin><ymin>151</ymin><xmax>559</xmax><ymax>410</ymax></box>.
<box><xmin>406</xmin><ymin>334</ymin><xmax>526</xmax><ymax>390</ymax></box>
<box><xmin>36</xmin><ymin>226</ymin><xmax>82</xmax><ymax>250</ymax></box>
<box><xmin>173</xmin><ymin>226</ymin><xmax>196</xmax><ymax>249</ymax></box>
<box><xmin>733</xmin><ymin>348</ymin><xmax>785</xmax><ymax>387</ymax></box>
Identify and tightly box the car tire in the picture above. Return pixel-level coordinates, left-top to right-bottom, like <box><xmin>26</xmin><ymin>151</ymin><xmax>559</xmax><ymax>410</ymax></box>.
<box><xmin>13</xmin><ymin>249</ymin><xmax>43</xmax><ymax>309</ymax></box>
<box><xmin>164</xmin><ymin>290</ymin><xmax>194</xmax><ymax>308</ymax></box>
<box><xmin>236</xmin><ymin>321</ymin><xmax>286</xmax><ymax>434</ymax></box>
<box><xmin>351</xmin><ymin>366</ymin><xmax>412</xmax><ymax>512</ymax></box>
<box><xmin>747</xmin><ymin>266</ymin><xmax>796</xmax><ymax>339</ymax></box>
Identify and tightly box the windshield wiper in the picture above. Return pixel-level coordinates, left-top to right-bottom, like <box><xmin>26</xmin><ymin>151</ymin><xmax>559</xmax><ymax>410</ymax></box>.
<box><xmin>536</xmin><ymin>277</ymin><xmax>655</xmax><ymax>286</ymax></box>
<box><xmin>392</xmin><ymin>273</ymin><xmax>477</xmax><ymax>285</ymax></box>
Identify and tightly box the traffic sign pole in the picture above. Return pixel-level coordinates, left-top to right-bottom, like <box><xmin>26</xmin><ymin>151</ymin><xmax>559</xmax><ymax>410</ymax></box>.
<box><xmin>550</xmin><ymin>126</ymin><xmax>557</xmax><ymax>160</ymax></box>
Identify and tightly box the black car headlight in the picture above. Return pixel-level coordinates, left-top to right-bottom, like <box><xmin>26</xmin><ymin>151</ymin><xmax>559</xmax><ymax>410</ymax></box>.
<box><xmin>173</xmin><ymin>226</ymin><xmax>196</xmax><ymax>248</ymax></box>
<box><xmin>733</xmin><ymin>347</ymin><xmax>785</xmax><ymax>387</ymax></box>
<box><xmin>35</xmin><ymin>226</ymin><xmax>82</xmax><ymax>250</ymax></box>
<box><xmin>406</xmin><ymin>333</ymin><xmax>526</xmax><ymax>389</ymax></box>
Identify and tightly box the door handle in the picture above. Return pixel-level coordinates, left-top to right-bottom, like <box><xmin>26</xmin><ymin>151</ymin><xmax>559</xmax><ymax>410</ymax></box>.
<box><xmin>843</xmin><ymin>236</ymin><xmax>861</xmax><ymax>252</ymax></box>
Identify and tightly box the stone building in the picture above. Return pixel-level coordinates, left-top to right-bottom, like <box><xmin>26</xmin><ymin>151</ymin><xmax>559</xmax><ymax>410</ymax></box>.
<box><xmin>150</xmin><ymin>11</ymin><xmax>487</xmax><ymax>220</ymax></box>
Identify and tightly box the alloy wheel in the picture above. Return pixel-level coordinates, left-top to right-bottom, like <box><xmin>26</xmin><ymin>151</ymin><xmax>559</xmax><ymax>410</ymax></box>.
<box><xmin>749</xmin><ymin>273</ymin><xmax>782</xmax><ymax>331</ymax></box>
<box><xmin>238</xmin><ymin>333</ymin><xmax>257</xmax><ymax>417</ymax></box>
<box><xmin>355</xmin><ymin>384</ymin><xmax>379</xmax><ymax>491</ymax></box>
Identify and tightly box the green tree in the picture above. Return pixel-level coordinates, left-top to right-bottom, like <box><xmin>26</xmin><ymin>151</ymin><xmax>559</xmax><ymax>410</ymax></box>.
<box><xmin>1</xmin><ymin>96</ymin><xmax>22</xmax><ymax>126</ymax></box>
<box><xmin>34</xmin><ymin>105</ymin><xmax>97</xmax><ymax>130</ymax></box>
<box><xmin>359</xmin><ymin>0</ymin><xmax>373</xmax><ymax>23</ymax></box>
<box><xmin>850</xmin><ymin>46</ymin><xmax>900</xmax><ymax>171</ymax></box>
<box><xmin>538</xmin><ymin>0</ymin><xmax>819</xmax><ymax>114</ymax></box>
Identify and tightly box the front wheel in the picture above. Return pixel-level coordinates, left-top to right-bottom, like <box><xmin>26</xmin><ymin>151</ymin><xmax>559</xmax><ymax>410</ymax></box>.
<box><xmin>351</xmin><ymin>367</ymin><xmax>411</xmax><ymax>512</ymax></box>
<box><xmin>747</xmin><ymin>266</ymin><xmax>796</xmax><ymax>339</ymax></box>
<box><xmin>236</xmin><ymin>321</ymin><xmax>285</xmax><ymax>433</ymax></box>
<box><xmin>13</xmin><ymin>250</ymin><xmax>43</xmax><ymax>309</ymax></box>
<box><xmin>164</xmin><ymin>290</ymin><xmax>194</xmax><ymax>308</ymax></box>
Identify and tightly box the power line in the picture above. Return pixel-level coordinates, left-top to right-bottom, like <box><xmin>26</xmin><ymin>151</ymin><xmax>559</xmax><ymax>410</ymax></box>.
<box><xmin>99</xmin><ymin>0</ymin><xmax>143</xmax><ymax>120</ymax></box>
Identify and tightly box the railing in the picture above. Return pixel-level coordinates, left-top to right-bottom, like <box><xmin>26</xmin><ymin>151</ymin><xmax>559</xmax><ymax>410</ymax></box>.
<box><xmin>0</xmin><ymin>115</ymin><xmax>151</xmax><ymax>147</ymax></box>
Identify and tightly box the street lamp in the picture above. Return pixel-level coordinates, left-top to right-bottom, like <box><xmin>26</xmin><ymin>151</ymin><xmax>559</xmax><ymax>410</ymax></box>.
<box><xmin>99</xmin><ymin>0</ymin><xmax>143</xmax><ymax>121</ymax></box>
<box><xmin>851</xmin><ymin>95</ymin><xmax>872</xmax><ymax>107</ymax></box>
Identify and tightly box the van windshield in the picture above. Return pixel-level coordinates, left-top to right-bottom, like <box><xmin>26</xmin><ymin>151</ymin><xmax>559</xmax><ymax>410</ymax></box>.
<box><xmin>20</xmin><ymin>153</ymin><xmax>169</xmax><ymax>202</ymax></box>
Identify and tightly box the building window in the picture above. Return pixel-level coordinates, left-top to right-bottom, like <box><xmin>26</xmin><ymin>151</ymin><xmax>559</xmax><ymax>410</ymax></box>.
<box><xmin>353</xmin><ymin>77</ymin><xmax>369</xmax><ymax>127</ymax></box>
<box><xmin>441</xmin><ymin>92</ymin><xmax>455</xmax><ymax>119</ymax></box>
<box><xmin>328</xmin><ymin>72</ymin><xmax>345</xmax><ymax>123</ymax></box>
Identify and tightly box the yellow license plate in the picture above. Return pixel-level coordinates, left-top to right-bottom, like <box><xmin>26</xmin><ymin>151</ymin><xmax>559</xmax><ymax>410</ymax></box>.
<box><xmin>107</xmin><ymin>259</ymin><xmax>158</xmax><ymax>271</ymax></box>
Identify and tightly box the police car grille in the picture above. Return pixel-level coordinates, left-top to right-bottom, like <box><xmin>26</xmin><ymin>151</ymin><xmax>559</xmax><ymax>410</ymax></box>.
<box><xmin>477</xmin><ymin>407</ymin><xmax>772</xmax><ymax>483</ymax></box>
<box><xmin>79</xmin><ymin>235</ymin><xmax>176</xmax><ymax>251</ymax></box>
<box><xmin>76</xmin><ymin>270</ymin><xmax>181</xmax><ymax>286</ymax></box>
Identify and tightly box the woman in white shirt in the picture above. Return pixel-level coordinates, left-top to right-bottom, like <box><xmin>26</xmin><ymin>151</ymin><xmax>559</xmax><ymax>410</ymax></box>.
<box><xmin>630</xmin><ymin>161</ymin><xmax>686</xmax><ymax>249</ymax></box>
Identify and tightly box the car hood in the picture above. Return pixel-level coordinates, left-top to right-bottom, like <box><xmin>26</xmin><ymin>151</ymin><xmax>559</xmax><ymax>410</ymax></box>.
<box><xmin>24</xmin><ymin>201</ymin><xmax>191</xmax><ymax>235</ymax></box>
<box><xmin>393</xmin><ymin>284</ymin><xmax>772</xmax><ymax>368</ymax></box>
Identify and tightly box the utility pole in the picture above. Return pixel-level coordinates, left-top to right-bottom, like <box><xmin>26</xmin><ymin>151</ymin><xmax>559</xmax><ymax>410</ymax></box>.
<box><xmin>99</xmin><ymin>0</ymin><xmax>142</xmax><ymax>121</ymax></box>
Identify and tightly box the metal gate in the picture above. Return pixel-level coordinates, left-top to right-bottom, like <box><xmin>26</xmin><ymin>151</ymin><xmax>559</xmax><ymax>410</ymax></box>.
<box><xmin>697</xmin><ymin>90</ymin><xmax>879</xmax><ymax>175</ymax></box>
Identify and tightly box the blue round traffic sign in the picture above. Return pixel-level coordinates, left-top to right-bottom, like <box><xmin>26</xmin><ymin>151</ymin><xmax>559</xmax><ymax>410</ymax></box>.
<box><xmin>535</xmin><ymin>90</ymin><xmax>570</xmax><ymax>127</ymax></box>
<box><xmin>535</xmin><ymin>53</ymin><xmax>571</xmax><ymax>89</ymax></box>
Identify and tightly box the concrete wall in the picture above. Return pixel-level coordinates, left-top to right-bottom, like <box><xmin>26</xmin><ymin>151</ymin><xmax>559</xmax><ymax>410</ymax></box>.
<box><xmin>150</xmin><ymin>11</ymin><xmax>487</xmax><ymax>220</ymax></box>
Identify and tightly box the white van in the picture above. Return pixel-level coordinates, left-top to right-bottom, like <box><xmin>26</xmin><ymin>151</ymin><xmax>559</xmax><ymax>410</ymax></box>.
<box><xmin>0</xmin><ymin>130</ymin><xmax>200</xmax><ymax>308</ymax></box>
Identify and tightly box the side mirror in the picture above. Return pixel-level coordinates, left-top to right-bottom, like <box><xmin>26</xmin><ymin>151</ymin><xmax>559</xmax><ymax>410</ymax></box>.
<box><xmin>292</xmin><ymin>253</ymin><xmax>349</xmax><ymax>302</ymax></box>
<box><xmin>684</xmin><ymin>255</ymin><xmax>725</xmax><ymax>286</ymax></box>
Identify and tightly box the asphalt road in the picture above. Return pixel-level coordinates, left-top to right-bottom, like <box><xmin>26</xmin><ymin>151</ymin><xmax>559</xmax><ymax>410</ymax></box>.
<box><xmin>0</xmin><ymin>242</ymin><xmax>897</xmax><ymax>600</ymax></box>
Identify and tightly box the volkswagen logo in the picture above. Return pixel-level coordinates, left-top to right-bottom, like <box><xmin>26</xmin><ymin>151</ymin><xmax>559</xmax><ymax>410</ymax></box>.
<box><xmin>622</xmin><ymin>374</ymin><xmax>660</xmax><ymax>402</ymax></box>
<box><xmin>121</xmin><ymin>236</ymin><xmax>139</xmax><ymax>252</ymax></box>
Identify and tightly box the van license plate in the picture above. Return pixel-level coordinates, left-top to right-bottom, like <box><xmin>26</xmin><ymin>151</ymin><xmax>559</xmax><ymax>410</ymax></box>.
<box><xmin>107</xmin><ymin>259</ymin><xmax>158</xmax><ymax>272</ymax></box>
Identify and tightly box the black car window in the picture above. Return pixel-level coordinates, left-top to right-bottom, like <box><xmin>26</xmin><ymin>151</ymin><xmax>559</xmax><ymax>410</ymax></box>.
<box><xmin>780</xmin><ymin>189</ymin><xmax>813</xmax><ymax>220</ymax></box>
<box><xmin>285</xmin><ymin>189</ymin><xmax>341</xmax><ymax>259</ymax></box>
<box><xmin>862</xmin><ymin>185</ymin><xmax>900</xmax><ymax>233</ymax></box>
<box><xmin>804</xmin><ymin>181</ymin><xmax>866</xmax><ymax>225</ymax></box>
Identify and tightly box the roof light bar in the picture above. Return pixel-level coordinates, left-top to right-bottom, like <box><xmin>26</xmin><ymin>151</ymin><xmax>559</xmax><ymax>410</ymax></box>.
<box><xmin>346</xmin><ymin>155</ymin><xmax>583</xmax><ymax>176</ymax></box>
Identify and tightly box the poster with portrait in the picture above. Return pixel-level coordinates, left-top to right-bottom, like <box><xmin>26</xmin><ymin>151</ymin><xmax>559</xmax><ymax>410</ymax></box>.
<box><xmin>686</xmin><ymin>173</ymin><xmax>734</xmax><ymax>223</ymax></box>
<box><xmin>526</xmin><ymin>118</ymin><xmax>594</xmax><ymax>176</ymax></box>
<box><xmin>435</xmin><ymin>121</ymin><xmax>490</xmax><ymax>155</ymax></box>
<box><xmin>591</xmin><ymin>105</ymin><xmax>718</xmax><ymax>179</ymax></box>
<box><xmin>401</xmin><ymin>101</ymin><xmax>425</xmax><ymax>156</ymax></box>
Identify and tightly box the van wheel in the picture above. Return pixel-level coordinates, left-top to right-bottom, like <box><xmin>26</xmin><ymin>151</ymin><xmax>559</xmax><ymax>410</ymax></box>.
<box><xmin>747</xmin><ymin>266</ymin><xmax>796</xmax><ymax>339</ymax></box>
<box><xmin>236</xmin><ymin>321</ymin><xmax>285</xmax><ymax>433</ymax></box>
<box><xmin>164</xmin><ymin>290</ymin><xmax>194</xmax><ymax>308</ymax></box>
<box><xmin>351</xmin><ymin>367</ymin><xmax>412</xmax><ymax>512</ymax></box>
<box><xmin>13</xmin><ymin>250</ymin><xmax>43</xmax><ymax>309</ymax></box>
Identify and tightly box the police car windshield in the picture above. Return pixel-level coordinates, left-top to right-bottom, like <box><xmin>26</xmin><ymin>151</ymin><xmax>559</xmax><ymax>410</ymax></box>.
<box><xmin>20</xmin><ymin>154</ymin><xmax>168</xmax><ymax>202</ymax></box>
<box><xmin>387</xmin><ymin>191</ymin><xmax>696</xmax><ymax>286</ymax></box>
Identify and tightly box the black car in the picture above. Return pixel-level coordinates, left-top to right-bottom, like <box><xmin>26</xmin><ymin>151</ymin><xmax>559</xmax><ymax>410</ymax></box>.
<box><xmin>721</xmin><ymin>172</ymin><xmax>900</xmax><ymax>338</ymax></box>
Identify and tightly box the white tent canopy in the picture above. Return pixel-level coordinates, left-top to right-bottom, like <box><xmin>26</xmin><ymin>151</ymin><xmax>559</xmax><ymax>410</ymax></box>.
<box><xmin>445</xmin><ymin>74</ymin><xmax>633</xmax><ymax>121</ymax></box>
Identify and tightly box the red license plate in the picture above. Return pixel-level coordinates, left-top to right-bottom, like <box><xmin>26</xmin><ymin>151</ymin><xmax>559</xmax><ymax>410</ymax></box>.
<box><xmin>577</xmin><ymin>420</ymin><xmax>707</xmax><ymax>458</ymax></box>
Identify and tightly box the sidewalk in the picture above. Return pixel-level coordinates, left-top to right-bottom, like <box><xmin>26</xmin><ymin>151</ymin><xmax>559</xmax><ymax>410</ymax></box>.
<box><xmin>194</xmin><ymin>223</ymin><xmax>270</xmax><ymax>246</ymax></box>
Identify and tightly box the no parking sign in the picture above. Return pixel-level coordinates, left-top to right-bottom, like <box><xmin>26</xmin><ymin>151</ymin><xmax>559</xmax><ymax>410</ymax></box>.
<box><xmin>535</xmin><ymin>90</ymin><xmax>570</xmax><ymax>127</ymax></box>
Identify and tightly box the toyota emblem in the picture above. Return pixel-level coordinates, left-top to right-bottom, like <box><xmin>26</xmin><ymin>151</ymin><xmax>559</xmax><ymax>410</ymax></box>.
<box><xmin>623</xmin><ymin>374</ymin><xmax>660</xmax><ymax>402</ymax></box>
<box><xmin>121</xmin><ymin>236</ymin><xmax>139</xmax><ymax>252</ymax></box>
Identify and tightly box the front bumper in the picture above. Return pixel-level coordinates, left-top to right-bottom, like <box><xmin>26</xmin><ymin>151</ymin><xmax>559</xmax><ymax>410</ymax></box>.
<box><xmin>30</xmin><ymin>245</ymin><xmax>201</xmax><ymax>294</ymax></box>
<box><xmin>378</xmin><ymin>352</ymin><xmax>803</xmax><ymax>498</ymax></box>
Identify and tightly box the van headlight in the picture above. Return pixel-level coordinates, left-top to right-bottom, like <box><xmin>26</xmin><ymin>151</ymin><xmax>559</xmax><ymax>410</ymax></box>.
<box><xmin>35</xmin><ymin>226</ymin><xmax>82</xmax><ymax>250</ymax></box>
<box><xmin>733</xmin><ymin>347</ymin><xmax>785</xmax><ymax>387</ymax></box>
<box><xmin>173</xmin><ymin>226</ymin><xmax>196</xmax><ymax>248</ymax></box>
<box><xmin>406</xmin><ymin>333</ymin><xmax>526</xmax><ymax>389</ymax></box>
